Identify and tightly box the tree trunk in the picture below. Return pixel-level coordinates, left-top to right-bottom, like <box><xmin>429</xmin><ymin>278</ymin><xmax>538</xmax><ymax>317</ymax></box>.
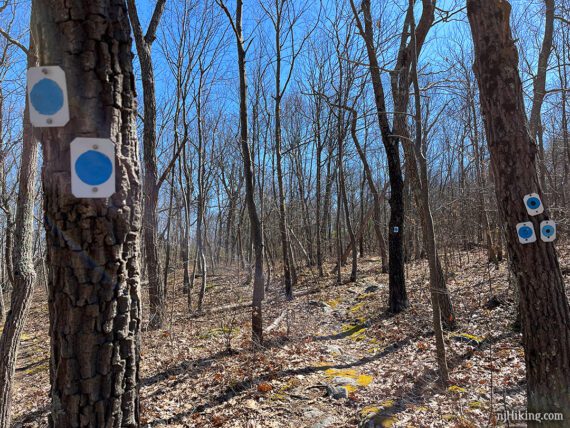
<box><xmin>468</xmin><ymin>1</ymin><xmax>570</xmax><ymax>423</ymax></box>
<box><xmin>316</xmin><ymin>137</ymin><xmax>324</xmax><ymax>276</ymax></box>
<box><xmin>0</xmin><ymin>284</ymin><xmax>5</xmax><ymax>323</ymax></box>
<box><xmin>196</xmin><ymin>84</ymin><xmax>208</xmax><ymax>313</ymax></box>
<box><xmin>411</xmin><ymin>49</ymin><xmax>449</xmax><ymax>382</ymax></box>
<box><xmin>347</xmin><ymin>107</ymin><xmax>389</xmax><ymax>272</ymax></box>
<box><xmin>218</xmin><ymin>0</ymin><xmax>265</xmax><ymax>345</ymax></box>
<box><xmin>127</xmin><ymin>0</ymin><xmax>167</xmax><ymax>330</ymax></box>
<box><xmin>351</xmin><ymin>0</ymin><xmax>408</xmax><ymax>313</ymax></box>
<box><xmin>529</xmin><ymin>0</ymin><xmax>554</xmax><ymax>195</ymax></box>
<box><xmin>0</xmin><ymin>16</ymin><xmax>38</xmax><ymax>426</ymax></box>
<box><xmin>338</xmin><ymin>120</ymin><xmax>357</xmax><ymax>282</ymax></box>
<box><xmin>33</xmin><ymin>1</ymin><xmax>143</xmax><ymax>425</ymax></box>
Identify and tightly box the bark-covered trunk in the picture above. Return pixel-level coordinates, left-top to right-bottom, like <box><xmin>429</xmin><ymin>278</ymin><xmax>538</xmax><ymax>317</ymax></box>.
<box><xmin>196</xmin><ymin>87</ymin><xmax>208</xmax><ymax>313</ymax></box>
<box><xmin>0</xmin><ymin>15</ymin><xmax>38</xmax><ymax>426</ymax></box>
<box><xmin>218</xmin><ymin>0</ymin><xmax>265</xmax><ymax>345</ymax></box>
<box><xmin>0</xmin><ymin>284</ymin><xmax>5</xmax><ymax>323</ymax></box>
<box><xmin>411</xmin><ymin>50</ymin><xmax>449</xmax><ymax>382</ymax></box>
<box><xmin>468</xmin><ymin>1</ymin><xmax>570</xmax><ymax>423</ymax></box>
<box><xmin>529</xmin><ymin>0</ymin><xmax>554</xmax><ymax>194</ymax></box>
<box><xmin>34</xmin><ymin>1</ymin><xmax>143</xmax><ymax>425</ymax></box>
<box><xmin>275</xmin><ymin>101</ymin><xmax>294</xmax><ymax>298</ymax></box>
<box><xmin>347</xmin><ymin>108</ymin><xmax>389</xmax><ymax>272</ymax></box>
<box><xmin>352</xmin><ymin>0</ymin><xmax>408</xmax><ymax>313</ymax></box>
<box><xmin>315</xmin><ymin>136</ymin><xmax>324</xmax><ymax>276</ymax></box>
<box><xmin>338</xmin><ymin>119</ymin><xmax>357</xmax><ymax>282</ymax></box>
<box><xmin>127</xmin><ymin>0</ymin><xmax>167</xmax><ymax>330</ymax></box>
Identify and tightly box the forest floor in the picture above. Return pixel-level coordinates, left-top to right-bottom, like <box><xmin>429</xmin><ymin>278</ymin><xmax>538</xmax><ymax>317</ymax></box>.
<box><xmin>9</xmin><ymin>245</ymin><xmax>570</xmax><ymax>427</ymax></box>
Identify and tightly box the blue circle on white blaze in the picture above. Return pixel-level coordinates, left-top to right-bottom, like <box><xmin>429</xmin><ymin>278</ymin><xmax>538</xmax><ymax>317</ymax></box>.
<box><xmin>526</xmin><ymin>197</ymin><xmax>541</xmax><ymax>209</ymax></box>
<box><xmin>75</xmin><ymin>150</ymin><xmax>112</xmax><ymax>185</ymax></box>
<box><xmin>518</xmin><ymin>226</ymin><xmax>533</xmax><ymax>239</ymax></box>
<box><xmin>29</xmin><ymin>78</ymin><xmax>64</xmax><ymax>115</ymax></box>
<box><xmin>542</xmin><ymin>225</ymin><xmax>555</xmax><ymax>238</ymax></box>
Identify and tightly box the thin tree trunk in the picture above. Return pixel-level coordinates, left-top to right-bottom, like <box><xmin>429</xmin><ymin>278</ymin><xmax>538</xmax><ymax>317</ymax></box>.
<box><xmin>162</xmin><ymin>168</ymin><xmax>176</xmax><ymax>301</ymax></box>
<box><xmin>335</xmin><ymin>173</ymin><xmax>342</xmax><ymax>284</ymax></box>
<box><xmin>348</xmin><ymin>107</ymin><xmax>389</xmax><ymax>272</ymax></box>
<box><xmin>339</xmin><ymin>154</ymin><xmax>357</xmax><ymax>282</ymax></box>
<box><xmin>411</xmin><ymin>44</ymin><xmax>449</xmax><ymax>382</ymax></box>
<box><xmin>218</xmin><ymin>0</ymin><xmax>265</xmax><ymax>345</ymax></box>
<box><xmin>351</xmin><ymin>0</ymin><xmax>408</xmax><ymax>313</ymax></box>
<box><xmin>0</xmin><ymin>283</ymin><xmax>5</xmax><ymax>324</ymax></box>
<box><xmin>529</xmin><ymin>0</ymin><xmax>554</xmax><ymax>194</ymax></box>
<box><xmin>196</xmin><ymin>84</ymin><xmax>208</xmax><ymax>313</ymax></box>
<box><xmin>127</xmin><ymin>0</ymin><xmax>167</xmax><ymax>330</ymax></box>
<box><xmin>0</xmin><ymin>17</ymin><xmax>38</xmax><ymax>425</ymax></box>
<box><xmin>359</xmin><ymin>174</ymin><xmax>366</xmax><ymax>258</ymax></box>
<box><xmin>316</xmin><ymin>139</ymin><xmax>324</xmax><ymax>276</ymax></box>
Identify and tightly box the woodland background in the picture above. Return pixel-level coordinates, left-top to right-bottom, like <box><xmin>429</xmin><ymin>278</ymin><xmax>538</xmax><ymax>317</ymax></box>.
<box><xmin>0</xmin><ymin>0</ymin><xmax>569</xmax><ymax>427</ymax></box>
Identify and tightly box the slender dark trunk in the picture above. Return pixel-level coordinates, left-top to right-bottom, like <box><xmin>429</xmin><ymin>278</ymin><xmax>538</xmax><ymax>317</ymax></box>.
<box><xmin>218</xmin><ymin>0</ymin><xmax>265</xmax><ymax>344</ymax></box>
<box><xmin>352</xmin><ymin>0</ymin><xmax>408</xmax><ymax>312</ymax></box>
<box><xmin>316</xmin><ymin>138</ymin><xmax>324</xmax><ymax>276</ymax></box>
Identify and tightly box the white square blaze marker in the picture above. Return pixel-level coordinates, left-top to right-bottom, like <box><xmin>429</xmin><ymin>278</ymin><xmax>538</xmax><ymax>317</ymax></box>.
<box><xmin>539</xmin><ymin>220</ymin><xmax>556</xmax><ymax>242</ymax></box>
<box><xmin>523</xmin><ymin>193</ymin><xmax>544</xmax><ymax>216</ymax></box>
<box><xmin>516</xmin><ymin>222</ymin><xmax>536</xmax><ymax>244</ymax></box>
<box><xmin>27</xmin><ymin>66</ymin><xmax>70</xmax><ymax>127</ymax></box>
<box><xmin>70</xmin><ymin>138</ymin><xmax>115</xmax><ymax>198</ymax></box>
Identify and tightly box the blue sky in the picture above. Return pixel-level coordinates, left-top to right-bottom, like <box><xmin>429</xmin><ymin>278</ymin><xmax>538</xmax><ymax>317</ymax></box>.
<box><xmin>0</xmin><ymin>0</ymin><xmax>551</xmax><ymax>208</ymax></box>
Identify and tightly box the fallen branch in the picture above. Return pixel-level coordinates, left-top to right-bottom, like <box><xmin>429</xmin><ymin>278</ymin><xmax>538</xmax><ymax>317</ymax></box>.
<box><xmin>265</xmin><ymin>309</ymin><xmax>288</xmax><ymax>333</ymax></box>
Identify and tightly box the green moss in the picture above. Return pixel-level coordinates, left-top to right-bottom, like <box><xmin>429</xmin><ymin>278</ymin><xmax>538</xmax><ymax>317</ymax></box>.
<box><xmin>452</xmin><ymin>332</ymin><xmax>485</xmax><ymax>345</ymax></box>
<box><xmin>198</xmin><ymin>326</ymin><xmax>240</xmax><ymax>339</ymax></box>
<box><xmin>448</xmin><ymin>385</ymin><xmax>467</xmax><ymax>394</ymax></box>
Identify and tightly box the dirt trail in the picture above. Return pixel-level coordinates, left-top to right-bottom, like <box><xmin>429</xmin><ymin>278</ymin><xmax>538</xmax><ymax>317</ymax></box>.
<box><xmin>11</xmin><ymin>248</ymin><xmax>570</xmax><ymax>427</ymax></box>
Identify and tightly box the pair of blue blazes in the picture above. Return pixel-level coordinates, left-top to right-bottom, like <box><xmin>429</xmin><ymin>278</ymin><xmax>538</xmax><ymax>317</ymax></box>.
<box><xmin>29</xmin><ymin>78</ymin><xmax>112</xmax><ymax>186</ymax></box>
<box><xmin>518</xmin><ymin>223</ymin><xmax>555</xmax><ymax>239</ymax></box>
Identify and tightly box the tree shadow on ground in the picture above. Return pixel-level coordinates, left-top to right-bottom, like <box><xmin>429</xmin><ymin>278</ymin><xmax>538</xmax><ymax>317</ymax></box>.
<box><xmin>146</xmin><ymin>330</ymin><xmax>518</xmax><ymax>426</ymax></box>
<box><xmin>146</xmin><ymin>335</ymin><xmax>413</xmax><ymax>426</ymax></box>
<box><xmin>13</xmin><ymin>404</ymin><xmax>50</xmax><ymax>426</ymax></box>
<box><xmin>380</xmin><ymin>331</ymin><xmax>518</xmax><ymax>420</ymax></box>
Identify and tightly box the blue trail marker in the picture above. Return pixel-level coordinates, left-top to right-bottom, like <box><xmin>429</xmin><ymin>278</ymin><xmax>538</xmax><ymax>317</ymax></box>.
<box><xmin>75</xmin><ymin>151</ymin><xmax>113</xmax><ymax>185</ymax></box>
<box><xmin>27</xmin><ymin>66</ymin><xmax>69</xmax><ymax>127</ymax></box>
<box><xmin>70</xmin><ymin>138</ymin><xmax>116</xmax><ymax>198</ymax></box>
<box><xmin>523</xmin><ymin>193</ymin><xmax>544</xmax><ymax>216</ymax></box>
<box><xmin>516</xmin><ymin>222</ymin><xmax>536</xmax><ymax>244</ymax></box>
<box><xmin>540</xmin><ymin>220</ymin><xmax>556</xmax><ymax>242</ymax></box>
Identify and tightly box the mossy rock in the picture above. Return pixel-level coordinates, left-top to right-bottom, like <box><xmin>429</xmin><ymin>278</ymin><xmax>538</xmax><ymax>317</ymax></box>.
<box><xmin>358</xmin><ymin>413</ymin><xmax>397</xmax><ymax>428</ymax></box>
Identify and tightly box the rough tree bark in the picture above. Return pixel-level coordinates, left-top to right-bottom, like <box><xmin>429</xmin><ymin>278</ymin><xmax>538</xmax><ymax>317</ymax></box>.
<box><xmin>195</xmin><ymin>75</ymin><xmax>208</xmax><ymax>313</ymax></box>
<box><xmin>390</xmin><ymin>0</ymin><xmax>457</xmax><ymax>330</ymax></box>
<box><xmin>337</xmin><ymin>111</ymin><xmax>357</xmax><ymax>282</ymax></box>
<box><xmin>127</xmin><ymin>0</ymin><xmax>167</xmax><ymax>330</ymax></box>
<box><xmin>410</xmin><ymin>41</ymin><xmax>449</xmax><ymax>382</ymax></box>
<box><xmin>346</xmin><ymin>106</ymin><xmax>389</xmax><ymax>273</ymax></box>
<box><xmin>351</xmin><ymin>0</ymin><xmax>408</xmax><ymax>313</ymax></box>
<box><xmin>468</xmin><ymin>0</ymin><xmax>570</xmax><ymax>423</ymax></box>
<box><xmin>529</xmin><ymin>0</ymin><xmax>555</xmax><ymax>194</ymax></box>
<box><xmin>217</xmin><ymin>0</ymin><xmax>265</xmax><ymax>345</ymax></box>
<box><xmin>0</xmin><ymin>11</ymin><xmax>38</xmax><ymax>426</ymax></box>
<box><xmin>33</xmin><ymin>1</ymin><xmax>143</xmax><ymax>425</ymax></box>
